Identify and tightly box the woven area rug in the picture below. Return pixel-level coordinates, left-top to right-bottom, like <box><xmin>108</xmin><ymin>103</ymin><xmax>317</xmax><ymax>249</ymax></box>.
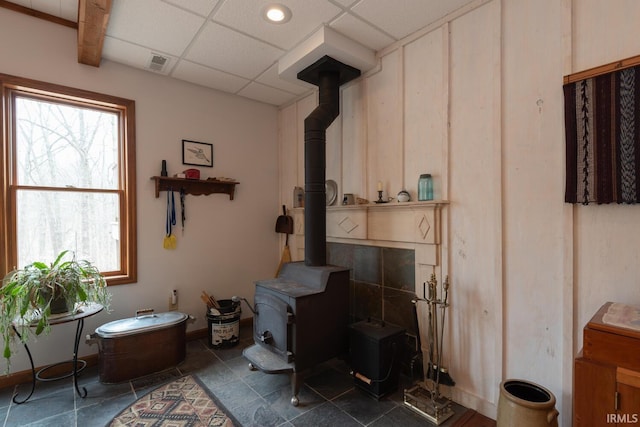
<box><xmin>109</xmin><ymin>375</ymin><xmax>237</xmax><ymax>427</ymax></box>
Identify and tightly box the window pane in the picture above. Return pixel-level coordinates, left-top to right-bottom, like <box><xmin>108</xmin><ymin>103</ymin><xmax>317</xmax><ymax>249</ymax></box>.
<box><xmin>15</xmin><ymin>96</ymin><xmax>119</xmax><ymax>190</ymax></box>
<box><xmin>16</xmin><ymin>189</ymin><xmax>121</xmax><ymax>271</ymax></box>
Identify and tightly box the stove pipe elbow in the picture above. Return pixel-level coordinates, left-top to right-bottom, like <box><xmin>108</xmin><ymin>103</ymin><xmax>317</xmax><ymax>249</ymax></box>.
<box><xmin>297</xmin><ymin>56</ymin><xmax>361</xmax><ymax>268</ymax></box>
<box><xmin>303</xmin><ymin>71</ymin><xmax>340</xmax><ymax>267</ymax></box>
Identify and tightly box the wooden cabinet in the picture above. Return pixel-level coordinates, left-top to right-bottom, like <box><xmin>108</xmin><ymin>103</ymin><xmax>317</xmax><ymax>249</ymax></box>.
<box><xmin>617</xmin><ymin>368</ymin><xmax>640</xmax><ymax>419</ymax></box>
<box><xmin>574</xmin><ymin>302</ymin><xmax>640</xmax><ymax>426</ymax></box>
<box><xmin>574</xmin><ymin>354</ymin><xmax>616</xmax><ymax>425</ymax></box>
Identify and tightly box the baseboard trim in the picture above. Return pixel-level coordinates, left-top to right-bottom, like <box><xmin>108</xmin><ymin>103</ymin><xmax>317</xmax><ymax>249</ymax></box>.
<box><xmin>0</xmin><ymin>317</ymin><xmax>254</xmax><ymax>390</ymax></box>
<box><xmin>451</xmin><ymin>388</ymin><xmax>497</xmax><ymax>420</ymax></box>
<box><xmin>0</xmin><ymin>353</ymin><xmax>101</xmax><ymax>390</ymax></box>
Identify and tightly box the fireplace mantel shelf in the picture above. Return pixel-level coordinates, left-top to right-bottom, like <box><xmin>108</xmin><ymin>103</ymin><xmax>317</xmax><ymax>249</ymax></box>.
<box><xmin>339</xmin><ymin>200</ymin><xmax>446</xmax><ymax>210</ymax></box>
<box><xmin>292</xmin><ymin>200</ymin><xmax>448</xmax><ymax>212</ymax></box>
<box><xmin>291</xmin><ymin>200</ymin><xmax>447</xmax><ymax>261</ymax></box>
<box><xmin>290</xmin><ymin>200</ymin><xmax>447</xmax><ymax>284</ymax></box>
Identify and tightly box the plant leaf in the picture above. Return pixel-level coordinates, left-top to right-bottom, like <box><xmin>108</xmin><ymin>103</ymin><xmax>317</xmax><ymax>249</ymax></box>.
<box><xmin>35</xmin><ymin>318</ymin><xmax>45</xmax><ymax>335</ymax></box>
<box><xmin>77</xmin><ymin>286</ymin><xmax>87</xmax><ymax>301</ymax></box>
<box><xmin>52</xmin><ymin>250</ymin><xmax>69</xmax><ymax>267</ymax></box>
<box><xmin>31</xmin><ymin>262</ymin><xmax>48</xmax><ymax>270</ymax></box>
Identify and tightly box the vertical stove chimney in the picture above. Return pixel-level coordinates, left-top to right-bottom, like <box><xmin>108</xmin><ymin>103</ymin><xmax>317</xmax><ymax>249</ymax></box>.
<box><xmin>297</xmin><ymin>56</ymin><xmax>360</xmax><ymax>266</ymax></box>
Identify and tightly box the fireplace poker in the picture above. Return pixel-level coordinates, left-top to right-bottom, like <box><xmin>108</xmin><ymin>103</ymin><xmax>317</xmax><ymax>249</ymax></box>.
<box><xmin>439</xmin><ymin>277</ymin><xmax>450</xmax><ymax>372</ymax></box>
<box><xmin>403</xmin><ymin>274</ymin><xmax>455</xmax><ymax>424</ymax></box>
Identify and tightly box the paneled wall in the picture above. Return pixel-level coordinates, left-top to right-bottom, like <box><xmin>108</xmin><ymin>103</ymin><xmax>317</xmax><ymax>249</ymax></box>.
<box><xmin>278</xmin><ymin>0</ymin><xmax>501</xmax><ymax>417</ymax></box>
<box><xmin>448</xmin><ymin>2</ymin><xmax>502</xmax><ymax>412</ymax></box>
<box><xmin>279</xmin><ymin>1</ymin><xmax>640</xmax><ymax>424</ymax></box>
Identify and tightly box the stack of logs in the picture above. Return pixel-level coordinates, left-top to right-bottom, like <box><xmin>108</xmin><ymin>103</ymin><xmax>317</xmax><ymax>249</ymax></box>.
<box><xmin>200</xmin><ymin>291</ymin><xmax>220</xmax><ymax>310</ymax></box>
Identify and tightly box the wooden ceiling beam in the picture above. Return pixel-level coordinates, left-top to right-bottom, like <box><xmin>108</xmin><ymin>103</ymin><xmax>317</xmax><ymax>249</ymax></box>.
<box><xmin>77</xmin><ymin>0</ymin><xmax>112</xmax><ymax>67</ymax></box>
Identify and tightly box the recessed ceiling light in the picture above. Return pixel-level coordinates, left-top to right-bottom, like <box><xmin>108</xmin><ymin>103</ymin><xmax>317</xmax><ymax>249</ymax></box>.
<box><xmin>263</xmin><ymin>4</ymin><xmax>292</xmax><ymax>24</ymax></box>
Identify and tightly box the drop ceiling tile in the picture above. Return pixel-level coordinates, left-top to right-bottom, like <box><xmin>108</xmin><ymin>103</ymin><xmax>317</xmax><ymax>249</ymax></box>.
<box><xmin>186</xmin><ymin>21</ymin><xmax>284</xmax><ymax>79</ymax></box>
<box><xmin>25</xmin><ymin>0</ymin><xmax>77</xmax><ymax>22</ymax></box>
<box><xmin>333</xmin><ymin>0</ymin><xmax>359</xmax><ymax>7</ymax></box>
<box><xmin>237</xmin><ymin>81</ymin><xmax>297</xmax><ymax>106</ymax></box>
<box><xmin>107</xmin><ymin>0</ymin><xmax>206</xmax><ymax>56</ymax></box>
<box><xmin>353</xmin><ymin>0</ymin><xmax>472</xmax><ymax>39</ymax></box>
<box><xmin>9</xmin><ymin>0</ymin><xmax>30</xmax><ymax>8</ymax></box>
<box><xmin>102</xmin><ymin>36</ymin><xmax>176</xmax><ymax>74</ymax></box>
<box><xmin>7</xmin><ymin>0</ymin><xmax>479</xmax><ymax>107</ymax></box>
<box><xmin>256</xmin><ymin>63</ymin><xmax>312</xmax><ymax>95</ymax></box>
<box><xmin>212</xmin><ymin>0</ymin><xmax>342</xmax><ymax>50</ymax></box>
<box><xmin>59</xmin><ymin>0</ymin><xmax>77</xmax><ymax>22</ymax></box>
<box><xmin>422</xmin><ymin>0</ymin><xmax>479</xmax><ymax>25</ymax></box>
<box><xmin>162</xmin><ymin>0</ymin><xmax>219</xmax><ymax>17</ymax></box>
<box><xmin>330</xmin><ymin>14</ymin><xmax>395</xmax><ymax>51</ymax></box>
<box><xmin>171</xmin><ymin>60</ymin><xmax>249</xmax><ymax>93</ymax></box>
<box><xmin>31</xmin><ymin>0</ymin><xmax>60</xmax><ymax>17</ymax></box>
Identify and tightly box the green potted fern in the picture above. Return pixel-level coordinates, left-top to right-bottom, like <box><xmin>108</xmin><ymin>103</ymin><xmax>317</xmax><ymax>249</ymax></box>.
<box><xmin>0</xmin><ymin>250</ymin><xmax>112</xmax><ymax>368</ymax></box>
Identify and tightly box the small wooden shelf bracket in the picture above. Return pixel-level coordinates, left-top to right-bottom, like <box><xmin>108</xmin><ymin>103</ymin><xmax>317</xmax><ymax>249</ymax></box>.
<box><xmin>151</xmin><ymin>176</ymin><xmax>238</xmax><ymax>200</ymax></box>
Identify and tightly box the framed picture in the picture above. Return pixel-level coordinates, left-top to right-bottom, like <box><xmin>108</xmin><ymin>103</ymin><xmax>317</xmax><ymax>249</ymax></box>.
<box><xmin>182</xmin><ymin>140</ymin><xmax>213</xmax><ymax>167</ymax></box>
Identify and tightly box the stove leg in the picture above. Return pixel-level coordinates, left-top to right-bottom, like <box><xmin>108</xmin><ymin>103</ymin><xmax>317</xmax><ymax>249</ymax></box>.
<box><xmin>291</xmin><ymin>372</ymin><xmax>302</xmax><ymax>406</ymax></box>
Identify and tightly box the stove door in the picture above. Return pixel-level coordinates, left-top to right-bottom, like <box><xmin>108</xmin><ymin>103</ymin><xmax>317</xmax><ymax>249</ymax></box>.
<box><xmin>254</xmin><ymin>293</ymin><xmax>293</xmax><ymax>362</ymax></box>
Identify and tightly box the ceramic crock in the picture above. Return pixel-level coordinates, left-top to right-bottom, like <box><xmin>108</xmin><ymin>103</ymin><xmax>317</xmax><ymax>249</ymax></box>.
<box><xmin>496</xmin><ymin>379</ymin><xmax>559</xmax><ymax>427</ymax></box>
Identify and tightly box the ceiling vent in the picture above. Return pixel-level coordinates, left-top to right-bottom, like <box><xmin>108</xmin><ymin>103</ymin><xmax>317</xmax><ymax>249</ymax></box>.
<box><xmin>147</xmin><ymin>53</ymin><xmax>169</xmax><ymax>73</ymax></box>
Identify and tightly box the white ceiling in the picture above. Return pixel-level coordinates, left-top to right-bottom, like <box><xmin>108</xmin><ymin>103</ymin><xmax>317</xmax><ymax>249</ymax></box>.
<box><xmin>7</xmin><ymin>0</ymin><xmax>475</xmax><ymax>106</ymax></box>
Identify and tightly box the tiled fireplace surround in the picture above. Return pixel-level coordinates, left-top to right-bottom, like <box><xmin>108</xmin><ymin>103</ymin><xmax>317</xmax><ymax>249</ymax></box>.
<box><xmin>327</xmin><ymin>242</ymin><xmax>417</xmax><ymax>336</ymax></box>
<box><xmin>328</xmin><ymin>242</ymin><xmax>419</xmax><ymax>371</ymax></box>
<box><xmin>292</xmin><ymin>202</ymin><xmax>446</xmax><ymax>373</ymax></box>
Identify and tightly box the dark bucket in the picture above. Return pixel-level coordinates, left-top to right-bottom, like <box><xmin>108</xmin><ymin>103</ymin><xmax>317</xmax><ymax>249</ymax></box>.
<box><xmin>206</xmin><ymin>299</ymin><xmax>241</xmax><ymax>349</ymax></box>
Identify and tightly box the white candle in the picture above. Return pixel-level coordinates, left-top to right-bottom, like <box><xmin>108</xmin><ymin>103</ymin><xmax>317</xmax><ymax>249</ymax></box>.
<box><xmin>377</xmin><ymin>181</ymin><xmax>383</xmax><ymax>192</ymax></box>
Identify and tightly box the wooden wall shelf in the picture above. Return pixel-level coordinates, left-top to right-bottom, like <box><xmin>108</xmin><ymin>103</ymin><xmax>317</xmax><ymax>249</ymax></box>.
<box><xmin>151</xmin><ymin>176</ymin><xmax>238</xmax><ymax>200</ymax></box>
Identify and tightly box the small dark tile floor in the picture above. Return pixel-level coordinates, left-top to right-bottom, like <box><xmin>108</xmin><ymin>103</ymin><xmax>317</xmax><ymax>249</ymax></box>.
<box><xmin>0</xmin><ymin>326</ymin><xmax>471</xmax><ymax>426</ymax></box>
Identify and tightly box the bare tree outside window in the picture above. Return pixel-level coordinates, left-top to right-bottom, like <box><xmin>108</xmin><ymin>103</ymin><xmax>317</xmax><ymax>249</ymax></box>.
<box><xmin>1</xmin><ymin>73</ymin><xmax>137</xmax><ymax>285</ymax></box>
<box><xmin>15</xmin><ymin>97</ymin><xmax>120</xmax><ymax>270</ymax></box>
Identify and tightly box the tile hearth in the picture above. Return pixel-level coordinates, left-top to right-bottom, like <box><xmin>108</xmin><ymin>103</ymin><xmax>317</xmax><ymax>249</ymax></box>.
<box><xmin>0</xmin><ymin>324</ymin><xmax>484</xmax><ymax>426</ymax></box>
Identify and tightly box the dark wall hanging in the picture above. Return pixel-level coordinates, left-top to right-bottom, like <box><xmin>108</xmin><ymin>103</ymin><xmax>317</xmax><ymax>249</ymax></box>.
<box><xmin>564</xmin><ymin>54</ymin><xmax>640</xmax><ymax>204</ymax></box>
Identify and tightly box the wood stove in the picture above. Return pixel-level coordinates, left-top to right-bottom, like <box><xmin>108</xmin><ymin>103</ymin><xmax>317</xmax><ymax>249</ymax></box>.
<box><xmin>243</xmin><ymin>262</ymin><xmax>349</xmax><ymax>404</ymax></box>
<box><xmin>243</xmin><ymin>55</ymin><xmax>359</xmax><ymax>406</ymax></box>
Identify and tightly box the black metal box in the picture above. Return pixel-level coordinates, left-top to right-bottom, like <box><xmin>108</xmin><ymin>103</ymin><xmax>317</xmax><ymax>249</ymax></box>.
<box><xmin>349</xmin><ymin>320</ymin><xmax>405</xmax><ymax>399</ymax></box>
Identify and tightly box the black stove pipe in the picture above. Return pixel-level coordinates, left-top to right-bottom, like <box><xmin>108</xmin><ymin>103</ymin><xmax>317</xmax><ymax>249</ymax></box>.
<box><xmin>303</xmin><ymin>70</ymin><xmax>339</xmax><ymax>266</ymax></box>
<box><xmin>297</xmin><ymin>56</ymin><xmax>361</xmax><ymax>267</ymax></box>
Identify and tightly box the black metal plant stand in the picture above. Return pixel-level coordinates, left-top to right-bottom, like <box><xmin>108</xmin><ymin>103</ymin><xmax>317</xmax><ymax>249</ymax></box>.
<box><xmin>11</xmin><ymin>303</ymin><xmax>103</xmax><ymax>404</ymax></box>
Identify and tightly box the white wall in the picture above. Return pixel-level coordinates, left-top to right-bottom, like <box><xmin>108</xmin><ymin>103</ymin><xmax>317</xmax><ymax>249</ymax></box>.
<box><xmin>571</xmin><ymin>1</ymin><xmax>640</xmax><ymax>424</ymax></box>
<box><xmin>279</xmin><ymin>0</ymin><xmax>505</xmax><ymax>416</ymax></box>
<box><xmin>278</xmin><ymin>1</ymin><xmax>640</xmax><ymax>425</ymax></box>
<box><xmin>571</xmin><ymin>0</ymin><xmax>640</xmax><ymax>349</ymax></box>
<box><xmin>0</xmin><ymin>8</ymin><xmax>279</xmax><ymax>373</ymax></box>
<box><xmin>502</xmin><ymin>0</ymin><xmax>567</xmax><ymax>422</ymax></box>
<box><xmin>449</xmin><ymin>1</ymin><xmax>503</xmax><ymax>415</ymax></box>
